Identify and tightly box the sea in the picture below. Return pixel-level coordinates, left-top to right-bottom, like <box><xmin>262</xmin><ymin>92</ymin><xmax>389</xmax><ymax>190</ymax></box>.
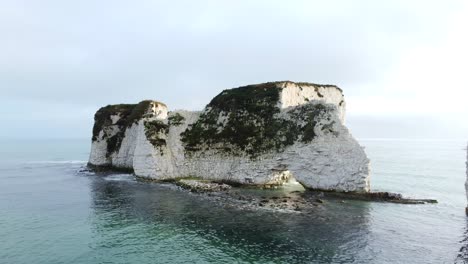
<box><xmin>0</xmin><ymin>138</ymin><xmax>467</xmax><ymax>264</ymax></box>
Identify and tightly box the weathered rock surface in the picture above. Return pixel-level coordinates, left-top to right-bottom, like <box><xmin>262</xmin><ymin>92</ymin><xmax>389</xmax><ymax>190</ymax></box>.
<box><xmin>155</xmin><ymin>179</ymin><xmax>437</xmax><ymax>214</ymax></box>
<box><xmin>88</xmin><ymin>81</ymin><xmax>370</xmax><ymax>192</ymax></box>
<box><xmin>326</xmin><ymin>191</ymin><xmax>437</xmax><ymax>204</ymax></box>
<box><xmin>466</xmin><ymin>144</ymin><xmax>468</xmax><ymax>214</ymax></box>
<box><xmin>176</xmin><ymin>179</ymin><xmax>232</xmax><ymax>193</ymax></box>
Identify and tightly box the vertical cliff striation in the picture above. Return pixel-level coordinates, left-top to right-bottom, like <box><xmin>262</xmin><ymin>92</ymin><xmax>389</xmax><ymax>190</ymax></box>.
<box><xmin>466</xmin><ymin>144</ymin><xmax>468</xmax><ymax>214</ymax></box>
<box><xmin>88</xmin><ymin>81</ymin><xmax>370</xmax><ymax>192</ymax></box>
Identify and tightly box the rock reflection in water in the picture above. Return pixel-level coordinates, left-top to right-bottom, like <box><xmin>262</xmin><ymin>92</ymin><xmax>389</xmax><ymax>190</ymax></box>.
<box><xmin>88</xmin><ymin>173</ymin><xmax>372</xmax><ymax>263</ymax></box>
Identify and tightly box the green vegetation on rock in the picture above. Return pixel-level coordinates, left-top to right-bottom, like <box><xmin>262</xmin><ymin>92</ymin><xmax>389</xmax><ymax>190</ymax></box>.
<box><xmin>168</xmin><ymin>113</ymin><xmax>185</xmax><ymax>126</ymax></box>
<box><xmin>181</xmin><ymin>82</ymin><xmax>282</xmax><ymax>156</ymax></box>
<box><xmin>92</xmin><ymin>100</ymin><xmax>165</xmax><ymax>156</ymax></box>
<box><xmin>180</xmin><ymin>82</ymin><xmax>338</xmax><ymax>158</ymax></box>
<box><xmin>144</xmin><ymin>120</ymin><xmax>169</xmax><ymax>154</ymax></box>
<box><xmin>92</xmin><ymin>104</ymin><xmax>134</xmax><ymax>142</ymax></box>
<box><xmin>92</xmin><ymin>81</ymin><xmax>341</xmax><ymax>159</ymax></box>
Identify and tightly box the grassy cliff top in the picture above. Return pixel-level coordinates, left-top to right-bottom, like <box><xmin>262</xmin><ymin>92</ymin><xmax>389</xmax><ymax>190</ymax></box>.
<box><xmin>208</xmin><ymin>82</ymin><xmax>282</xmax><ymax>112</ymax></box>
<box><xmin>182</xmin><ymin>81</ymin><xmax>340</xmax><ymax>158</ymax></box>
<box><xmin>92</xmin><ymin>100</ymin><xmax>165</xmax><ymax>141</ymax></box>
<box><xmin>207</xmin><ymin>81</ymin><xmax>340</xmax><ymax>112</ymax></box>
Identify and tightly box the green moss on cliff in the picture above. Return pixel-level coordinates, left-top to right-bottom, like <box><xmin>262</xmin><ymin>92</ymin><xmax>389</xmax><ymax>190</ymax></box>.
<box><xmin>92</xmin><ymin>100</ymin><xmax>166</xmax><ymax>156</ymax></box>
<box><xmin>289</xmin><ymin>103</ymin><xmax>328</xmax><ymax>143</ymax></box>
<box><xmin>181</xmin><ymin>82</ymin><xmax>283</xmax><ymax>156</ymax></box>
<box><xmin>93</xmin><ymin>81</ymin><xmax>340</xmax><ymax>160</ymax></box>
<box><xmin>168</xmin><ymin>113</ymin><xmax>185</xmax><ymax>126</ymax></box>
<box><xmin>92</xmin><ymin>104</ymin><xmax>134</xmax><ymax>141</ymax></box>
<box><xmin>106</xmin><ymin>133</ymin><xmax>124</xmax><ymax>157</ymax></box>
<box><xmin>208</xmin><ymin>82</ymin><xmax>281</xmax><ymax>112</ymax></box>
<box><xmin>124</xmin><ymin>100</ymin><xmax>153</xmax><ymax>126</ymax></box>
<box><xmin>181</xmin><ymin>82</ymin><xmax>337</xmax><ymax>158</ymax></box>
<box><xmin>144</xmin><ymin>120</ymin><xmax>169</xmax><ymax>154</ymax></box>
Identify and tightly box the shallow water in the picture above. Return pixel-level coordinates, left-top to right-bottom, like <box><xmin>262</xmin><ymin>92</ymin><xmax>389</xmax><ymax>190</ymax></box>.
<box><xmin>0</xmin><ymin>138</ymin><xmax>467</xmax><ymax>263</ymax></box>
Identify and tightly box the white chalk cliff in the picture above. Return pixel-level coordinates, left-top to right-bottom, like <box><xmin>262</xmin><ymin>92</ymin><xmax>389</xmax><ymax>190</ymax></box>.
<box><xmin>88</xmin><ymin>81</ymin><xmax>370</xmax><ymax>192</ymax></box>
<box><xmin>466</xmin><ymin>144</ymin><xmax>468</xmax><ymax>214</ymax></box>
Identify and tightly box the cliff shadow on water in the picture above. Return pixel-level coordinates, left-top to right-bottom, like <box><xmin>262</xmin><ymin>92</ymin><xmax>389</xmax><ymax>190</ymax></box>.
<box><xmin>86</xmin><ymin>171</ymin><xmax>373</xmax><ymax>263</ymax></box>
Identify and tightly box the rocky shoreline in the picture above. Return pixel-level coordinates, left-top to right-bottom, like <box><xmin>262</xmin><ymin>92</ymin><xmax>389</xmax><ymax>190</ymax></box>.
<box><xmin>175</xmin><ymin>179</ymin><xmax>232</xmax><ymax>193</ymax></box>
<box><xmin>326</xmin><ymin>191</ymin><xmax>438</xmax><ymax>204</ymax></box>
<box><xmin>83</xmin><ymin>165</ymin><xmax>437</xmax><ymax>214</ymax></box>
<box><xmin>135</xmin><ymin>176</ymin><xmax>438</xmax><ymax>213</ymax></box>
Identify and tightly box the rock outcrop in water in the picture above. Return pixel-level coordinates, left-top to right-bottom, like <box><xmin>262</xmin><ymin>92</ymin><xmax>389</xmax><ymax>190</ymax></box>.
<box><xmin>88</xmin><ymin>81</ymin><xmax>370</xmax><ymax>192</ymax></box>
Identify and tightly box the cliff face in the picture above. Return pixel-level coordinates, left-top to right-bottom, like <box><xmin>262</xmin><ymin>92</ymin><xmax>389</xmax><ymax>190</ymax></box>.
<box><xmin>466</xmin><ymin>145</ymin><xmax>468</xmax><ymax>214</ymax></box>
<box><xmin>89</xmin><ymin>81</ymin><xmax>370</xmax><ymax>192</ymax></box>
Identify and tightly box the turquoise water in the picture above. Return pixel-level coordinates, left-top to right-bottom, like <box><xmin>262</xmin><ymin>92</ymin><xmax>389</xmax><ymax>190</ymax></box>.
<box><xmin>0</xmin><ymin>138</ymin><xmax>467</xmax><ymax>263</ymax></box>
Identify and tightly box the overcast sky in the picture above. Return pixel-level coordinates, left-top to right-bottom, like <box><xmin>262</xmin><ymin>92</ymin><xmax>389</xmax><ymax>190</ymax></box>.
<box><xmin>1</xmin><ymin>0</ymin><xmax>467</xmax><ymax>139</ymax></box>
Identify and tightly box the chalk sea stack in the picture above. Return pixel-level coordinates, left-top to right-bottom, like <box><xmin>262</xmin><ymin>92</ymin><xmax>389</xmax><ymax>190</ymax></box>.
<box><xmin>88</xmin><ymin>81</ymin><xmax>370</xmax><ymax>192</ymax></box>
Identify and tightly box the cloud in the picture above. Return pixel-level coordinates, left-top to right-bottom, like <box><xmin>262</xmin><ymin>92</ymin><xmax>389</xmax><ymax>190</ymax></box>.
<box><xmin>346</xmin><ymin>1</ymin><xmax>468</xmax><ymax>119</ymax></box>
<box><xmin>0</xmin><ymin>0</ymin><xmax>466</xmax><ymax>138</ymax></box>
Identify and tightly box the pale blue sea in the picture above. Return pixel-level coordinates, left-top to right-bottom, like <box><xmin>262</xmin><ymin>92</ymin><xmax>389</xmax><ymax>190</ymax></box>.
<box><xmin>0</xmin><ymin>138</ymin><xmax>467</xmax><ymax>263</ymax></box>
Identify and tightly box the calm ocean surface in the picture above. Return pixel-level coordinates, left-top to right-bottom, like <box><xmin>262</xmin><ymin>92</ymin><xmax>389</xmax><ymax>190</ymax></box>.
<box><xmin>0</xmin><ymin>138</ymin><xmax>467</xmax><ymax>263</ymax></box>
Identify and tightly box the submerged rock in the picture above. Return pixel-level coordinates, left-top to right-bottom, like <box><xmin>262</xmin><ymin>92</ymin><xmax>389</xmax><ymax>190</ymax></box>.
<box><xmin>144</xmin><ymin>178</ymin><xmax>437</xmax><ymax>214</ymax></box>
<box><xmin>88</xmin><ymin>81</ymin><xmax>370</xmax><ymax>192</ymax></box>
<box><xmin>323</xmin><ymin>191</ymin><xmax>438</xmax><ymax>204</ymax></box>
<box><xmin>176</xmin><ymin>179</ymin><xmax>231</xmax><ymax>193</ymax></box>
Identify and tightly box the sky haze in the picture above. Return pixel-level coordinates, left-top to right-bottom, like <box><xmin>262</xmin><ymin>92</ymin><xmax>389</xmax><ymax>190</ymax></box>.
<box><xmin>1</xmin><ymin>0</ymin><xmax>467</xmax><ymax>139</ymax></box>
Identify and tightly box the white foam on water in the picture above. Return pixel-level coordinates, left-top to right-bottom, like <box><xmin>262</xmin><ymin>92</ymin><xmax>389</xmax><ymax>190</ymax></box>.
<box><xmin>27</xmin><ymin>160</ymin><xmax>88</xmax><ymax>164</ymax></box>
<box><xmin>104</xmin><ymin>174</ymin><xmax>135</xmax><ymax>182</ymax></box>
